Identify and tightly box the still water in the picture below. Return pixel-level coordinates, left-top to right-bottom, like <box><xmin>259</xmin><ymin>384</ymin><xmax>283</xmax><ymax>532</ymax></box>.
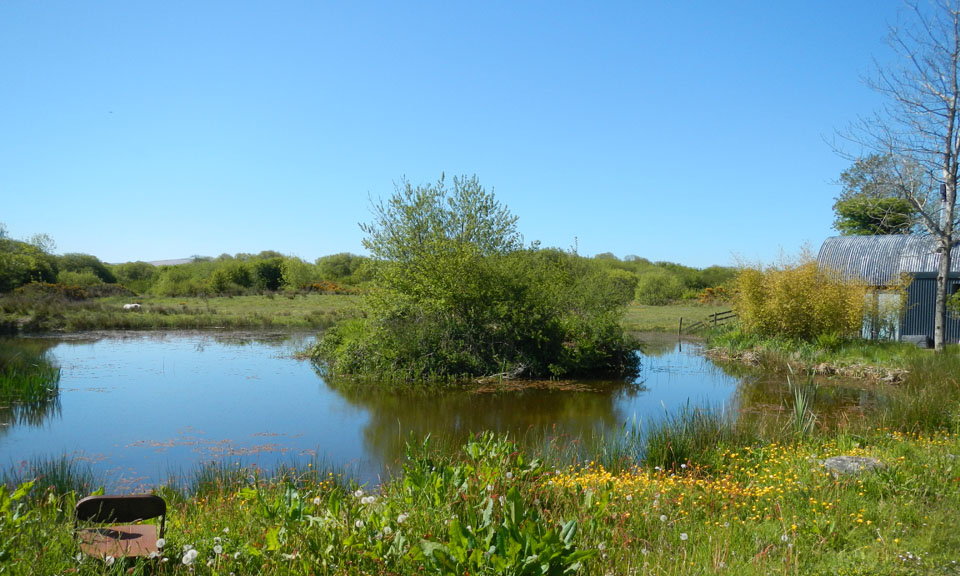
<box><xmin>1</xmin><ymin>332</ymin><xmax>745</xmax><ymax>488</ymax></box>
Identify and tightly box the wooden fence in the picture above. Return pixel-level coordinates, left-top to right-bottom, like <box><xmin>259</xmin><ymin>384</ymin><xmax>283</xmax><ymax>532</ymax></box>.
<box><xmin>679</xmin><ymin>310</ymin><xmax>737</xmax><ymax>335</ymax></box>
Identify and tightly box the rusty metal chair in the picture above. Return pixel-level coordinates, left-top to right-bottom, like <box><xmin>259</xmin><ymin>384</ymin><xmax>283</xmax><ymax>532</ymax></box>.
<box><xmin>74</xmin><ymin>494</ymin><xmax>166</xmax><ymax>559</ymax></box>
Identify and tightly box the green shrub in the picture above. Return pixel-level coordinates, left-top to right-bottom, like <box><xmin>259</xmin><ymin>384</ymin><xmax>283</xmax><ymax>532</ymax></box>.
<box><xmin>57</xmin><ymin>253</ymin><xmax>116</xmax><ymax>284</ymax></box>
<box><xmin>634</xmin><ymin>268</ymin><xmax>684</xmax><ymax>305</ymax></box>
<box><xmin>110</xmin><ymin>260</ymin><xmax>157</xmax><ymax>293</ymax></box>
<box><xmin>313</xmin><ymin>175</ymin><xmax>639</xmax><ymax>382</ymax></box>
<box><xmin>734</xmin><ymin>257</ymin><xmax>867</xmax><ymax>341</ymax></box>
<box><xmin>55</xmin><ymin>269</ymin><xmax>102</xmax><ymax>288</ymax></box>
<box><xmin>0</xmin><ymin>239</ymin><xmax>58</xmax><ymax>292</ymax></box>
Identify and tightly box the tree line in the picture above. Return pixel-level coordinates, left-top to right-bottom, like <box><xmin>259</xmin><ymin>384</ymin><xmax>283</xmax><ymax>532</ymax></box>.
<box><xmin>0</xmin><ymin>223</ymin><xmax>734</xmax><ymax>302</ymax></box>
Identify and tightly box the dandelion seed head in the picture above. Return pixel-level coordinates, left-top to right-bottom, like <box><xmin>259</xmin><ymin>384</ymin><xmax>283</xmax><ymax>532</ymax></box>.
<box><xmin>182</xmin><ymin>549</ymin><xmax>199</xmax><ymax>566</ymax></box>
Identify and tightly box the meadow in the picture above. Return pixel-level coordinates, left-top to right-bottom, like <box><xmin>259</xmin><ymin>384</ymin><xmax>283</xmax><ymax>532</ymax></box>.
<box><xmin>0</xmin><ymin>291</ymin><xmax>727</xmax><ymax>335</ymax></box>
<box><xmin>0</xmin><ymin>292</ymin><xmax>360</xmax><ymax>333</ymax></box>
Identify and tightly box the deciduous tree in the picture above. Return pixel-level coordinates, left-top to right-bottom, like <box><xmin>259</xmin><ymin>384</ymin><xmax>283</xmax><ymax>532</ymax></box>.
<box><xmin>832</xmin><ymin>154</ymin><xmax>918</xmax><ymax>235</ymax></box>
<box><xmin>844</xmin><ymin>0</ymin><xmax>960</xmax><ymax>350</ymax></box>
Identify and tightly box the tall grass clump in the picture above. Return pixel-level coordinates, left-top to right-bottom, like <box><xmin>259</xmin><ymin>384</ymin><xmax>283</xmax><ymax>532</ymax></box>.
<box><xmin>882</xmin><ymin>349</ymin><xmax>960</xmax><ymax>432</ymax></box>
<box><xmin>641</xmin><ymin>403</ymin><xmax>743</xmax><ymax>470</ymax></box>
<box><xmin>734</xmin><ymin>253</ymin><xmax>867</xmax><ymax>341</ymax></box>
<box><xmin>3</xmin><ymin>456</ymin><xmax>100</xmax><ymax>497</ymax></box>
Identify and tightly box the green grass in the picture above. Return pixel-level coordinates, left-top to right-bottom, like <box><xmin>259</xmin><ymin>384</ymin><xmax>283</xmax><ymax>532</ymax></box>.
<box><xmin>3</xmin><ymin>291</ymin><xmax>727</xmax><ymax>336</ymax></box>
<box><xmin>622</xmin><ymin>302</ymin><xmax>731</xmax><ymax>333</ymax></box>
<box><xmin>0</xmin><ymin>292</ymin><xmax>362</xmax><ymax>332</ymax></box>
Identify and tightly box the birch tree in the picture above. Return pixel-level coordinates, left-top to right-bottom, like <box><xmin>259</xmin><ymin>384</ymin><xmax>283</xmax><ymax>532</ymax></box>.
<box><xmin>848</xmin><ymin>0</ymin><xmax>960</xmax><ymax>351</ymax></box>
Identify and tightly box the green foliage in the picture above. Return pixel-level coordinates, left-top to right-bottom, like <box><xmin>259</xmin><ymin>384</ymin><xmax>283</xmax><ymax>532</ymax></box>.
<box><xmin>0</xmin><ymin>238</ymin><xmax>58</xmax><ymax>292</ymax></box>
<box><xmin>153</xmin><ymin>263</ymin><xmax>210</xmax><ymax>296</ymax></box>
<box><xmin>57</xmin><ymin>253</ymin><xmax>116</xmax><ymax>284</ymax></box>
<box><xmin>833</xmin><ymin>154</ymin><xmax>919</xmax><ymax>235</ymax></box>
<box><xmin>110</xmin><ymin>261</ymin><xmax>157</xmax><ymax>293</ymax></box>
<box><xmin>314</xmin><ymin>175</ymin><xmax>639</xmax><ymax>382</ymax></box>
<box><xmin>833</xmin><ymin>196</ymin><xmax>916</xmax><ymax>235</ymax></box>
<box><xmin>634</xmin><ymin>268</ymin><xmax>684</xmax><ymax>305</ymax></box>
<box><xmin>315</xmin><ymin>252</ymin><xmax>371</xmax><ymax>285</ymax></box>
<box><xmin>254</xmin><ymin>257</ymin><xmax>284</xmax><ymax>291</ymax></box>
<box><xmin>949</xmin><ymin>286</ymin><xmax>960</xmax><ymax>318</ymax></box>
<box><xmin>280</xmin><ymin>257</ymin><xmax>316</xmax><ymax>291</ymax></box>
<box><xmin>603</xmin><ymin>268</ymin><xmax>638</xmax><ymax>304</ymax></box>
<box><xmin>734</xmin><ymin>256</ymin><xmax>867</xmax><ymax>341</ymax></box>
<box><xmin>55</xmin><ymin>270</ymin><xmax>103</xmax><ymax>288</ymax></box>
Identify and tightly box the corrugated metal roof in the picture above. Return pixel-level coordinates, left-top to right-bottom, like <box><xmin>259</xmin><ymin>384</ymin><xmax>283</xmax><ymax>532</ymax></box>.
<box><xmin>818</xmin><ymin>235</ymin><xmax>960</xmax><ymax>285</ymax></box>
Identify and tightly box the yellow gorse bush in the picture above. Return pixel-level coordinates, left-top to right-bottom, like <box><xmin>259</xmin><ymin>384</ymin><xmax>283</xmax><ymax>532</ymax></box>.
<box><xmin>734</xmin><ymin>258</ymin><xmax>867</xmax><ymax>340</ymax></box>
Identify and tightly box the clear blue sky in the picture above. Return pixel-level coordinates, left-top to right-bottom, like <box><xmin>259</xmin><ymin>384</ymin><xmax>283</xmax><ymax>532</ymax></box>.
<box><xmin>1</xmin><ymin>1</ymin><xmax>901</xmax><ymax>267</ymax></box>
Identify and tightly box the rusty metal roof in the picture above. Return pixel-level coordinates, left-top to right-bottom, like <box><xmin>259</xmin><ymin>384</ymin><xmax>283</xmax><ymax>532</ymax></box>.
<box><xmin>817</xmin><ymin>235</ymin><xmax>960</xmax><ymax>285</ymax></box>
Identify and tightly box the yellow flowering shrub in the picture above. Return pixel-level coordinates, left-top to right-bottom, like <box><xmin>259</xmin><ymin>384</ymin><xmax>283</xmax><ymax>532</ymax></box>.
<box><xmin>734</xmin><ymin>258</ymin><xmax>867</xmax><ymax>340</ymax></box>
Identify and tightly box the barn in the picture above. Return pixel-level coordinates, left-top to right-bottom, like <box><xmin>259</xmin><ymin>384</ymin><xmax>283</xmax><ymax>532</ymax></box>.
<box><xmin>817</xmin><ymin>235</ymin><xmax>960</xmax><ymax>344</ymax></box>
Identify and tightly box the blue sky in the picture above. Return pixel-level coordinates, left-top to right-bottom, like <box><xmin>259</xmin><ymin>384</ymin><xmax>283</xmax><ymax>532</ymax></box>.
<box><xmin>1</xmin><ymin>1</ymin><xmax>900</xmax><ymax>267</ymax></box>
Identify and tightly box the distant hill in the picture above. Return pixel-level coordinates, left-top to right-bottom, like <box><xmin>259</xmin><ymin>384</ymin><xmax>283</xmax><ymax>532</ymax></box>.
<box><xmin>147</xmin><ymin>258</ymin><xmax>193</xmax><ymax>267</ymax></box>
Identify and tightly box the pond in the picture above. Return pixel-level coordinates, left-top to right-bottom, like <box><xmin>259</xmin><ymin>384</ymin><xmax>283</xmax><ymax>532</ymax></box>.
<box><xmin>0</xmin><ymin>331</ymin><xmax>874</xmax><ymax>489</ymax></box>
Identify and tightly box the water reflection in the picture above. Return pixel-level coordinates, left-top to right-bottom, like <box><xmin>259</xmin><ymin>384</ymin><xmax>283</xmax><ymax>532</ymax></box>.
<box><xmin>715</xmin><ymin>358</ymin><xmax>885</xmax><ymax>426</ymax></box>
<box><xmin>0</xmin><ymin>331</ymin><xmax>880</xmax><ymax>489</ymax></box>
<box><xmin>0</xmin><ymin>337</ymin><xmax>63</xmax><ymax>435</ymax></box>
<box><xmin>326</xmin><ymin>379</ymin><xmax>643</xmax><ymax>469</ymax></box>
<box><xmin>0</xmin><ymin>397</ymin><xmax>62</xmax><ymax>429</ymax></box>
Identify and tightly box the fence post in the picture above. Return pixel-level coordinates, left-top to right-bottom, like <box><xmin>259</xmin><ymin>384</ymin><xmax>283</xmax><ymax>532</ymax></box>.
<box><xmin>678</xmin><ymin>317</ymin><xmax>683</xmax><ymax>337</ymax></box>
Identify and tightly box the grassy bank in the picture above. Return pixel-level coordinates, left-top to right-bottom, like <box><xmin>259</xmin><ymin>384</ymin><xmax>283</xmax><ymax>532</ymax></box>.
<box><xmin>3</xmin><ymin>423</ymin><xmax>960</xmax><ymax>575</ymax></box>
<box><xmin>705</xmin><ymin>327</ymin><xmax>960</xmax><ymax>382</ymax></box>
<box><xmin>0</xmin><ymin>292</ymin><xmax>360</xmax><ymax>332</ymax></box>
<box><xmin>622</xmin><ymin>302</ymin><xmax>730</xmax><ymax>333</ymax></box>
<box><xmin>2</xmin><ymin>292</ymin><xmax>727</xmax><ymax>335</ymax></box>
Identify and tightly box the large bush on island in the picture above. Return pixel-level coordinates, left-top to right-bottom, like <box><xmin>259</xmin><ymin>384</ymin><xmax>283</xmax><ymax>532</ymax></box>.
<box><xmin>311</xmin><ymin>175</ymin><xmax>639</xmax><ymax>382</ymax></box>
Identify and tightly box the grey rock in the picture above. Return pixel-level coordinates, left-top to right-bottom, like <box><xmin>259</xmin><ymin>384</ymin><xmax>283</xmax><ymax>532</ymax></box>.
<box><xmin>821</xmin><ymin>456</ymin><xmax>884</xmax><ymax>476</ymax></box>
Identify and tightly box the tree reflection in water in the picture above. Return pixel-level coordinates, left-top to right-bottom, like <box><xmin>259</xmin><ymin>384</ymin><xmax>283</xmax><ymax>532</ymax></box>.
<box><xmin>321</xmin><ymin>375</ymin><xmax>644</xmax><ymax>472</ymax></box>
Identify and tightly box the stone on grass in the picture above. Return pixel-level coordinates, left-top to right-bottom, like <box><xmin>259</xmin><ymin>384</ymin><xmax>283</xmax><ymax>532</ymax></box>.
<box><xmin>821</xmin><ymin>456</ymin><xmax>884</xmax><ymax>476</ymax></box>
